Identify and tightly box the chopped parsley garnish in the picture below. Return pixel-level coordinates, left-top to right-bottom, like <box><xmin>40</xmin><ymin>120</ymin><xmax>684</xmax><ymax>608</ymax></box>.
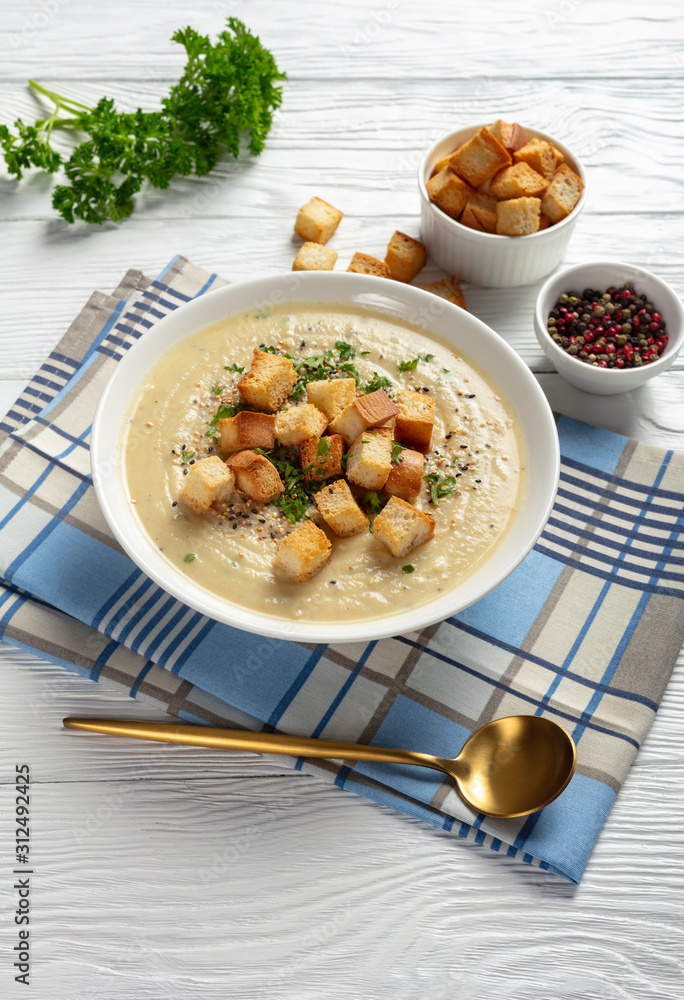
<box><xmin>424</xmin><ymin>471</ymin><xmax>458</xmax><ymax>505</ymax></box>
<box><xmin>361</xmin><ymin>491</ymin><xmax>389</xmax><ymax>515</ymax></box>
<box><xmin>397</xmin><ymin>354</ymin><xmax>435</xmax><ymax>373</ymax></box>
<box><xmin>205</xmin><ymin>399</ymin><xmax>245</xmax><ymax>439</ymax></box>
<box><xmin>224</xmin><ymin>363</ymin><xmax>245</xmax><ymax>373</ymax></box>
<box><xmin>362</xmin><ymin>372</ymin><xmax>393</xmax><ymax>395</ymax></box>
<box><xmin>260</xmin><ymin>342</ymin><xmax>362</xmax><ymax>400</ymax></box>
<box><xmin>335</xmin><ymin>340</ymin><xmax>356</xmax><ymax>361</ymax></box>
<box><xmin>181</xmin><ymin>448</ymin><xmax>196</xmax><ymax>464</ymax></box>
<box><xmin>402</xmin><ymin>565</ymin><xmax>415</xmax><ymax>574</ymax></box>
<box><xmin>183</xmin><ymin>552</ymin><xmax>196</xmax><ymax>563</ymax></box>
<box><xmin>254</xmin><ymin>445</ymin><xmax>325</xmax><ymax>523</ymax></box>
<box><xmin>316</xmin><ymin>438</ymin><xmax>331</xmax><ymax>456</ymax></box>
<box><xmin>360</xmin><ymin>350</ymin><xmax>371</xmax><ymax>356</ymax></box>
<box><xmin>391</xmin><ymin>441</ymin><xmax>406</xmax><ymax>463</ymax></box>
<box><xmin>211</xmin><ymin>384</ymin><xmax>223</xmax><ymax>395</ymax></box>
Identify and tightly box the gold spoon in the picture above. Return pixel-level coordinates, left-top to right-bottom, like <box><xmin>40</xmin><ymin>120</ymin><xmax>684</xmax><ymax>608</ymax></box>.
<box><xmin>63</xmin><ymin>714</ymin><xmax>576</xmax><ymax>819</ymax></box>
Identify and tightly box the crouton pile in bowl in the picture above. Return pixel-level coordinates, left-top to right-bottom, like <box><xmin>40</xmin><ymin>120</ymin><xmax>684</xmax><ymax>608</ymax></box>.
<box><xmin>419</xmin><ymin>120</ymin><xmax>587</xmax><ymax>287</ymax></box>
<box><xmin>91</xmin><ymin>272</ymin><xmax>559</xmax><ymax>643</ymax></box>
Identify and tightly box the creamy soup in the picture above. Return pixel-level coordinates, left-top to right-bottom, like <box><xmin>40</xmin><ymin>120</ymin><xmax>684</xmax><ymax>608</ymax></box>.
<box><xmin>123</xmin><ymin>303</ymin><xmax>525</xmax><ymax>623</ymax></box>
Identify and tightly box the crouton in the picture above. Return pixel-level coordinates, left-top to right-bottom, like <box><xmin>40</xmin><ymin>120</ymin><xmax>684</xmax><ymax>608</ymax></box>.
<box><xmin>292</xmin><ymin>242</ymin><xmax>338</xmax><ymax>271</ymax></box>
<box><xmin>394</xmin><ymin>389</ymin><xmax>435</xmax><ymax>453</ymax></box>
<box><xmin>305</xmin><ymin>378</ymin><xmax>356</xmax><ymax>421</ymax></box>
<box><xmin>496</xmin><ymin>197</ymin><xmax>541</xmax><ymax>237</ymax></box>
<box><xmin>477</xmin><ymin>170</ymin><xmax>506</xmax><ymax>197</ymax></box>
<box><xmin>513</xmin><ymin>138</ymin><xmax>564</xmax><ymax>179</ymax></box>
<box><xmin>373</xmin><ymin>496</ymin><xmax>436</xmax><ymax>558</ymax></box>
<box><xmin>432</xmin><ymin>153</ymin><xmax>459</xmax><ymax>176</ymax></box>
<box><xmin>275</xmin><ymin>404</ymin><xmax>329</xmax><ymax>447</ymax></box>
<box><xmin>329</xmin><ymin>389</ymin><xmax>399</xmax><ymax>445</ymax></box>
<box><xmin>460</xmin><ymin>205</ymin><xmax>486</xmax><ymax>232</ymax></box>
<box><xmin>383</xmin><ymin>448</ymin><xmax>424</xmax><ymax>502</ymax></box>
<box><xmin>540</xmin><ymin>164</ymin><xmax>584</xmax><ymax>223</ymax></box>
<box><xmin>237</xmin><ymin>350</ymin><xmax>297</xmax><ymax>413</ymax></box>
<box><xmin>463</xmin><ymin>192</ymin><xmax>498</xmax><ymax>233</ymax></box>
<box><xmin>345</xmin><ymin>427</ymin><xmax>393</xmax><ymax>491</ymax></box>
<box><xmin>294</xmin><ymin>197</ymin><xmax>343</xmax><ymax>245</ymax></box>
<box><xmin>490</xmin><ymin>163</ymin><xmax>549</xmax><ymax>200</ymax></box>
<box><xmin>447</xmin><ymin>127</ymin><xmax>512</xmax><ymax>187</ymax></box>
<box><xmin>426</xmin><ymin>168</ymin><xmax>474</xmax><ymax>220</ymax></box>
<box><xmin>179</xmin><ymin>456</ymin><xmax>235</xmax><ymax>515</ymax></box>
<box><xmin>385</xmin><ymin>231</ymin><xmax>427</xmax><ymax>283</ymax></box>
<box><xmin>486</xmin><ymin>120</ymin><xmax>528</xmax><ymax>153</ymax></box>
<box><xmin>467</xmin><ymin>191</ymin><xmax>498</xmax><ymax>214</ymax></box>
<box><xmin>417</xmin><ymin>276</ymin><xmax>467</xmax><ymax>311</ymax></box>
<box><xmin>347</xmin><ymin>252</ymin><xmax>391</xmax><ymax>278</ymax></box>
<box><xmin>218</xmin><ymin>411</ymin><xmax>276</xmax><ymax>454</ymax></box>
<box><xmin>273</xmin><ymin>520</ymin><xmax>332</xmax><ymax>584</ymax></box>
<box><xmin>225</xmin><ymin>451</ymin><xmax>284</xmax><ymax>501</ymax></box>
<box><xmin>314</xmin><ymin>478</ymin><xmax>369</xmax><ymax>537</ymax></box>
<box><xmin>299</xmin><ymin>434</ymin><xmax>344</xmax><ymax>482</ymax></box>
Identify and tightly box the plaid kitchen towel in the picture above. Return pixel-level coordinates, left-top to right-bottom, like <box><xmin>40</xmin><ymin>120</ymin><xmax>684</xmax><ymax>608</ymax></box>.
<box><xmin>1</xmin><ymin>256</ymin><xmax>683</xmax><ymax>884</ymax></box>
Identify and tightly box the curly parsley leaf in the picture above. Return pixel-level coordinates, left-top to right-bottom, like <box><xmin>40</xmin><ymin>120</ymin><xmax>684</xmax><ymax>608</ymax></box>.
<box><xmin>424</xmin><ymin>471</ymin><xmax>458</xmax><ymax>505</ymax></box>
<box><xmin>397</xmin><ymin>354</ymin><xmax>435</xmax><ymax>373</ymax></box>
<box><xmin>1</xmin><ymin>19</ymin><xmax>286</xmax><ymax>224</ymax></box>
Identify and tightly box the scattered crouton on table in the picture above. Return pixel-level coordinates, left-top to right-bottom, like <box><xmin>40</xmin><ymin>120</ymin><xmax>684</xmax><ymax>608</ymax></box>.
<box><xmin>292</xmin><ymin>242</ymin><xmax>338</xmax><ymax>271</ymax></box>
<box><xmin>237</xmin><ymin>349</ymin><xmax>297</xmax><ymax>413</ymax></box>
<box><xmin>373</xmin><ymin>496</ymin><xmax>436</xmax><ymax>558</ymax></box>
<box><xmin>294</xmin><ymin>197</ymin><xmax>343</xmax><ymax>245</ymax></box>
<box><xmin>385</xmin><ymin>231</ymin><xmax>427</xmax><ymax>283</ymax></box>
<box><xmin>347</xmin><ymin>252</ymin><xmax>391</xmax><ymax>278</ymax></box>
<box><xmin>180</xmin><ymin>456</ymin><xmax>235</xmax><ymax>514</ymax></box>
<box><xmin>314</xmin><ymin>479</ymin><xmax>369</xmax><ymax>537</ymax></box>
<box><xmin>417</xmin><ymin>276</ymin><xmax>467</xmax><ymax>311</ymax></box>
<box><xmin>273</xmin><ymin>520</ymin><xmax>332</xmax><ymax>583</ymax></box>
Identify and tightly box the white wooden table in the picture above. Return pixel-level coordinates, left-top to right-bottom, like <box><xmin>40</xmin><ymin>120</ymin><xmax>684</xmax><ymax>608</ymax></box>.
<box><xmin>2</xmin><ymin>2</ymin><xmax>683</xmax><ymax>996</ymax></box>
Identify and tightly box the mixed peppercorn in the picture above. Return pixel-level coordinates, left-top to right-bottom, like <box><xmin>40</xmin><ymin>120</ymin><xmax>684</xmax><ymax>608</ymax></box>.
<box><xmin>546</xmin><ymin>282</ymin><xmax>668</xmax><ymax>369</ymax></box>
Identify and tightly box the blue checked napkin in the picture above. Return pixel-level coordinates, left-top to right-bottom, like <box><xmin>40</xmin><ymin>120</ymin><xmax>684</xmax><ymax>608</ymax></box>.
<box><xmin>2</xmin><ymin>256</ymin><xmax>683</xmax><ymax>884</ymax></box>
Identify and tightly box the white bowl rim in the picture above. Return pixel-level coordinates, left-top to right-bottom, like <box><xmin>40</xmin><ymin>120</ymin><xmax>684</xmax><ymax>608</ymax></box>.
<box><xmin>91</xmin><ymin>271</ymin><xmax>560</xmax><ymax>644</ymax></box>
<box><xmin>418</xmin><ymin>122</ymin><xmax>587</xmax><ymax>241</ymax></box>
<box><xmin>534</xmin><ymin>259</ymin><xmax>684</xmax><ymax>379</ymax></box>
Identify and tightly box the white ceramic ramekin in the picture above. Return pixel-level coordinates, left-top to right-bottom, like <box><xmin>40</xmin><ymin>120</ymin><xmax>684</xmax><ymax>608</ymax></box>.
<box><xmin>418</xmin><ymin>124</ymin><xmax>587</xmax><ymax>288</ymax></box>
<box><xmin>534</xmin><ymin>261</ymin><xmax>684</xmax><ymax>395</ymax></box>
<box><xmin>92</xmin><ymin>272</ymin><xmax>559</xmax><ymax>644</ymax></box>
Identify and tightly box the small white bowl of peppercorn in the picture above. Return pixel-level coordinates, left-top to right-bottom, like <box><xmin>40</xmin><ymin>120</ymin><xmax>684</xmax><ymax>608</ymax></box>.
<box><xmin>534</xmin><ymin>261</ymin><xmax>684</xmax><ymax>395</ymax></box>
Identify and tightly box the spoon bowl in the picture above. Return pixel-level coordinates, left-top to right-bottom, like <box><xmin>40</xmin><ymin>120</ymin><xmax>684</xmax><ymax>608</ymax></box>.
<box><xmin>63</xmin><ymin>714</ymin><xmax>577</xmax><ymax>819</ymax></box>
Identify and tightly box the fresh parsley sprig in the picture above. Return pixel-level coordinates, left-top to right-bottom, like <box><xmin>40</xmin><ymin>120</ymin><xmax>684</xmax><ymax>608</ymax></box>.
<box><xmin>0</xmin><ymin>19</ymin><xmax>286</xmax><ymax>224</ymax></box>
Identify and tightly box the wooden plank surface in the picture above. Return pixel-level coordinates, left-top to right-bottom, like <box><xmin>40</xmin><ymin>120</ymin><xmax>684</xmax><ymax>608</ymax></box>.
<box><xmin>1</xmin><ymin>1</ymin><xmax>684</xmax><ymax>997</ymax></box>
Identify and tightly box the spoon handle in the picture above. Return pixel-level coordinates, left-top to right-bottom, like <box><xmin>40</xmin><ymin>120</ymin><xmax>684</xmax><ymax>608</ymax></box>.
<box><xmin>63</xmin><ymin>718</ymin><xmax>446</xmax><ymax>771</ymax></box>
